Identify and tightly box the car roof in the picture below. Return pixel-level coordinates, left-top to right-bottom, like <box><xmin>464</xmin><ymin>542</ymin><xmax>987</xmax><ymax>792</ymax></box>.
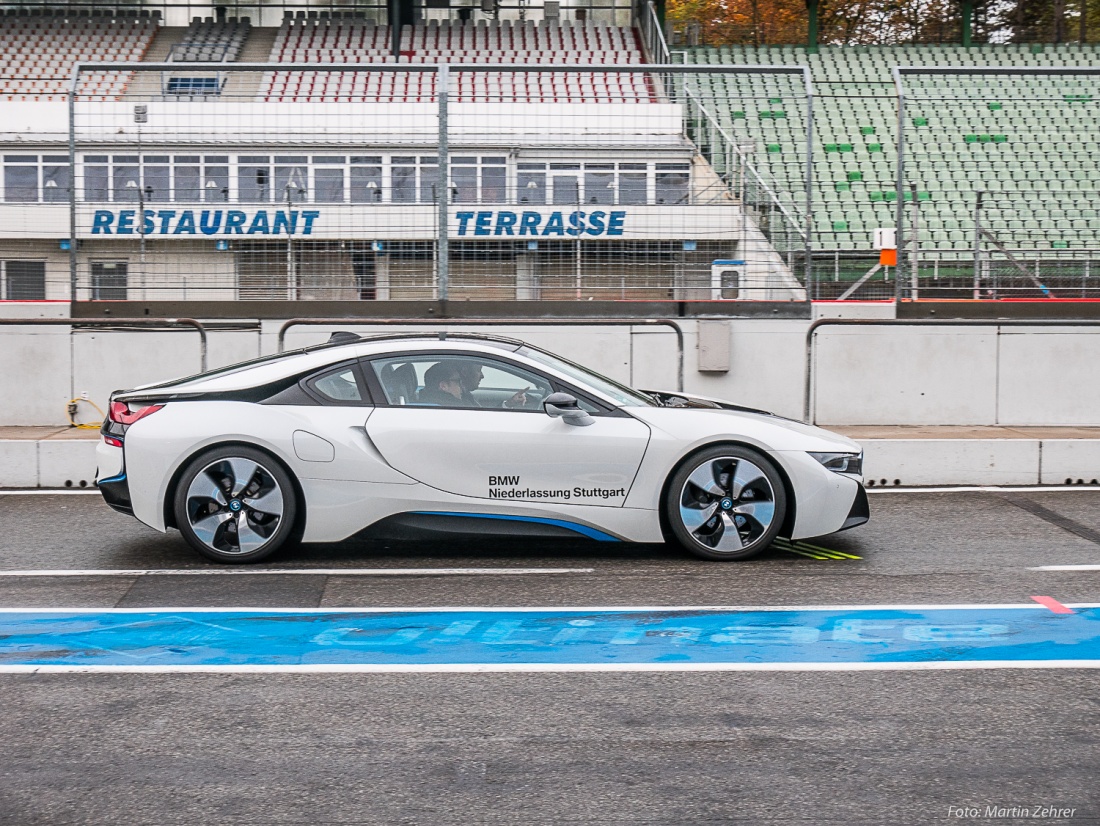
<box><xmin>123</xmin><ymin>333</ymin><xmax>537</xmax><ymax>397</ymax></box>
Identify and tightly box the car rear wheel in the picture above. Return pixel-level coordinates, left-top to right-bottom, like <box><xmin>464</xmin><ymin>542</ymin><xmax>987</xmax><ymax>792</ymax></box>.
<box><xmin>665</xmin><ymin>445</ymin><xmax>786</xmax><ymax>561</ymax></box>
<box><xmin>173</xmin><ymin>445</ymin><xmax>299</xmax><ymax>564</ymax></box>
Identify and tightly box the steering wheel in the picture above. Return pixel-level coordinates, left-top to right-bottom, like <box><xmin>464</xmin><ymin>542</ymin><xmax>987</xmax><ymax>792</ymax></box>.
<box><xmin>505</xmin><ymin>388</ymin><xmax>547</xmax><ymax>410</ymax></box>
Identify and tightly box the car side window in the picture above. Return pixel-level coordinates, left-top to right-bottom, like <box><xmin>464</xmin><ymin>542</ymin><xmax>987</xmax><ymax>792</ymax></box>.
<box><xmin>303</xmin><ymin>364</ymin><xmax>366</xmax><ymax>405</ymax></box>
<box><xmin>368</xmin><ymin>354</ymin><xmax>554</xmax><ymax>411</ymax></box>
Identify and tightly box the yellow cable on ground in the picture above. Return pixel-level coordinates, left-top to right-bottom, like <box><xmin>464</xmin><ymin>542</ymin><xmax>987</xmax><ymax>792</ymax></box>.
<box><xmin>67</xmin><ymin>397</ymin><xmax>105</xmax><ymax>430</ymax></box>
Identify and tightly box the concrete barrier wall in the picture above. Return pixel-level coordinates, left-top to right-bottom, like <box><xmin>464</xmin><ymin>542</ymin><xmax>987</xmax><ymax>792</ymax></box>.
<box><xmin>6</xmin><ymin>434</ymin><xmax>1099</xmax><ymax>489</ymax></box>
<box><xmin>2</xmin><ymin>308</ymin><xmax>1099</xmax><ymax>427</ymax></box>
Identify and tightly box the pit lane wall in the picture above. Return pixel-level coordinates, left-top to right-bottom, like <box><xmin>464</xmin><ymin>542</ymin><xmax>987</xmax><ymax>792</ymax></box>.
<box><xmin>3</xmin><ymin>303</ymin><xmax>1100</xmax><ymax>487</ymax></box>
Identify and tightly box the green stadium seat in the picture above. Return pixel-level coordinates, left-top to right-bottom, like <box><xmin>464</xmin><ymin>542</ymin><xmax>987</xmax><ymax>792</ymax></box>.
<box><xmin>681</xmin><ymin>44</ymin><xmax>1100</xmax><ymax>256</ymax></box>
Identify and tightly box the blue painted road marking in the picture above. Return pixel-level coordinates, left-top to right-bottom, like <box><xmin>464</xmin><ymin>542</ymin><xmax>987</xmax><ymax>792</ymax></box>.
<box><xmin>0</xmin><ymin>606</ymin><xmax>1098</xmax><ymax>669</ymax></box>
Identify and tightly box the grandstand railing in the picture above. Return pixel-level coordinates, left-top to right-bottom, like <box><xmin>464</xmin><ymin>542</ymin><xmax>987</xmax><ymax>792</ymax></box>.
<box><xmin>641</xmin><ymin>1</ymin><xmax>670</xmax><ymax>65</ymax></box>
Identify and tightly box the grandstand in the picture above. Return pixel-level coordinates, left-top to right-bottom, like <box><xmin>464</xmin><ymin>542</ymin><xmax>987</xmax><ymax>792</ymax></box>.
<box><xmin>260</xmin><ymin>18</ymin><xmax>650</xmax><ymax>102</ymax></box>
<box><xmin>172</xmin><ymin>16</ymin><xmax>251</xmax><ymax>63</ymax></box>
<box><xmin>0</xmin><ymin>8</ymin><xmax>158</xmax><ymax>101</ymax></box>
<box><xmin>0</xmin><ymin>3</ymin><xmax>1096</xmax><ymax>303</ymax></box>
<box><xmin>677</xmin><ymin>43</ymin><xmax>1100</xmax><ymax>295</ymax></box>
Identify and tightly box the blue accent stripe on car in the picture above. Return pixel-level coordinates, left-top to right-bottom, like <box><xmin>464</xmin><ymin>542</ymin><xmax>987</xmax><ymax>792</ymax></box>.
<box><xmin>96</xmin><ymin>473</ymin><xmax>126</xmax><ymax>486</ymax></box>
<box><xmin>412</xmin><ymin>512</ymin><xmax>621</xmax><ymax>542</ymax></box>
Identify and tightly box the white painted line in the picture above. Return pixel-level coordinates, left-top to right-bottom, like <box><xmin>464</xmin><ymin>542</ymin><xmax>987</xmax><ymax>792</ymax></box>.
<box><xmin>2</xmin><ymin>603</ymin><xmax>1097</xmax><ymax>614</ymax></box>
<box><xmin>1029</xmin><ymin>564</ymin><xmax>1100</xmax><ymax>571</ymax></box>
<box><xmin>0</xmin><ymin>567</ymin><xmax>595</xmax><ymax>578</ymax></box>
<box><xmin>0</xmin><ymin>489</ymin><xmax>100</xmax><ymax>495</ymax></box>
<box><xmin>867</xmin><ymin>485</ymin><xmax>1100</xmax><ymax>493</ymax></box>
<box><xmin>0</xmin><ymin>660</ymin><xmax>1098</xmax><ymax>674</ymax></box>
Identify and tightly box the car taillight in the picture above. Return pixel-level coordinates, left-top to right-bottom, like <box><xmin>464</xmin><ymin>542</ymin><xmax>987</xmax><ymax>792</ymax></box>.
<box><xmin>108</xmin><ymin>401</ymin><xmax>164</xmax><ymax>426</ymax></box>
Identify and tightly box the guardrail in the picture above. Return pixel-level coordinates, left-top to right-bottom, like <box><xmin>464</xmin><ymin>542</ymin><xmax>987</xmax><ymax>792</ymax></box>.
<box><xmin>277</xmin><ymin>317</ymin><xmax>685</xmax><ymax>392</ymax></box>
<box><xmin>0</xmin><ymin>317</ymin><xmax>208</xmax><ymax>372</ymax></box>
<box><xmin>804</xmin><ymin>318</ymin><xmax>1100</xmax><ymax>423</ymax></box>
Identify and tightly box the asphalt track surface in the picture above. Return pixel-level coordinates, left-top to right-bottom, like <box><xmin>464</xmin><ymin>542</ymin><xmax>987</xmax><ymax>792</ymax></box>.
<box><xmin>1</xmin><ymin>489</ymin><xmax>1098</xmax><ymax>825</ymax></box>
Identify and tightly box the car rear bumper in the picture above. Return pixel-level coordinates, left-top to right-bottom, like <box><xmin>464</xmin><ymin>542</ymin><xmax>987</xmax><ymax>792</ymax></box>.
<box><xmin>95</xmin><ymin>440</ymin><xmax>132</xmax><ymax>515</ymax></box>
<box><xmin>97</xmin><ymin>471</ymin><xmax>133</xmax><ymax>515</ymax></box>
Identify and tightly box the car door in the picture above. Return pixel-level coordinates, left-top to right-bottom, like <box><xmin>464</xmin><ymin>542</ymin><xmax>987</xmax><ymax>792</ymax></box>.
<box><xmin>362</xmin><ymin>351</ymin><xmax>651</xmax><ymax>506</ymax></box>
<box><xmin>263</xmin><ymin>359</ymin><xmax>415</xmax><ymax>486</ymax></box>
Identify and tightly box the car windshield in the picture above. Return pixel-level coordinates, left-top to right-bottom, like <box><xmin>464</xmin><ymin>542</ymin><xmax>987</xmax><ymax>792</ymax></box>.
<box><xmin>517</xmin><ymin>346</ymin><xmax>657</xmax><ymax>407</ymax></box>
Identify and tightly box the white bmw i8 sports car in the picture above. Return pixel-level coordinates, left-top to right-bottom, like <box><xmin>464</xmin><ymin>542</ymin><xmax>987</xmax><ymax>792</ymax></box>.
<box><xmin>97</xmin><ymin>332</ymin><xmax>867</xmax><ymax>563</ymax></box>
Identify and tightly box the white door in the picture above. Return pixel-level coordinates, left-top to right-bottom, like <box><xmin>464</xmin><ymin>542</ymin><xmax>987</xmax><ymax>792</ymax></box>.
<box><xmin>364</xmin><ymin>353</ymin><xmax>651</xmax><ymax>506</ymax></box>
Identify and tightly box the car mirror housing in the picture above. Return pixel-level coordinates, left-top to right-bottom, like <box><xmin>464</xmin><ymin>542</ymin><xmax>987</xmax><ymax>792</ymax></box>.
<box><xmin>543</xmin><ymin>392</ymin><xmax>594</xmax><ymax>427</ymax></box>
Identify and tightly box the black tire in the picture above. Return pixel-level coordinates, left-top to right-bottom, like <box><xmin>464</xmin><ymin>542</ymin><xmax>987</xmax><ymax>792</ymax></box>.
<box><xmin>664</xmin><ymin>444</ymin><xmax>787</xmax><ymax>561</ymax></box>
<box><xmin>173</xmin><ymin>445</ymin><xmax>299</xmax><ymax>564</ymax></box>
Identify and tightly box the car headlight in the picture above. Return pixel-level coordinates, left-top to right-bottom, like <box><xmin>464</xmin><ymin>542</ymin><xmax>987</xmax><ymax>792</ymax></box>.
<box><xmin>808</xmin><ymin>451</ymin><xmax>862</xmax><ymax>475</ymax></box>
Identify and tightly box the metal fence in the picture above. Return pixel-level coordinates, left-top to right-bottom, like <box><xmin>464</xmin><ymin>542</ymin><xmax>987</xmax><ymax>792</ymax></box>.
<box><xmin>5</xmin><ymin>59</ymin><xmax>1100</xmax><ymax>305</ymax></box>
<box><xmin>895</xmin><ymin>66</ymin><xmax>1100</xmax><ymax>300</ymax></box>
<box><xmin>23</xmin><ymin>62</ymin><xmax>812</xmax><ymax>304</ymax></box>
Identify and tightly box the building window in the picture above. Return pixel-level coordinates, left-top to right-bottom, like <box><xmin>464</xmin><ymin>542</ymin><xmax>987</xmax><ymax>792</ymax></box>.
<box><xmin>238</xmin><ymin>155</ymin><xmax>271</xmax><ymax>202</ymax></box>
<box><xmin>4</xmin><ymin>155</ymin><xmax>39</xmax><ymax>203</ymax></box>
<box><xmin>171</xmin><ymin>155</ymin><xmax>229</xmax><ymax>202</ymax></box>
<box><xmin>84</xmin><ymin>156</ymin><xmax>109</xmax><ymax>202</ymax></box>
<box><xmin>655</xmin><ymin>163</ymin><xmax>691</xmax><ymax>205</ymax></box>
<box><xmin>274</xmin><ymin>156</ymin><xmax>309</xmax><ymax>205</ymax></box>
<box><xmin>3</xmin><ymin>261</ymin><xmax>46</xmax><ymax>300</ymax></box>
<box><xmin>517</xmin><ymin>163</ymin><xmax>546</xmax><ymax>204</ymax></box>
<box><xmin>450</xmin><ymin>156</ymin><xmax>507</xmax><ymax>204</ymax></box>
<box><xmin>90</xmin><ymin>261</ymin><xmax>127</xmax><ymax>301</ymax></box>
<box><xmin>389</xmin><ymin>156</ymin><xmax>438</xmax><ymax>203</ymax></box>
<box><xmin>202</xmin><ymin>157</ymin><xmax>230</xmax><ymax>202</ymax></box>
<box><xmin>618</xmin><ymin>163</ymin><xmax>648</xmax><ymax>205</ymax></box>
<box><xmin>143</xmin><ymin>156</ymin><xmax>171</xmax><ymax>203</ymax></box>
<box><xmin>481</xmin><ymin>156</ymin><xmax>507</xmax><ymax>202</ymax></box>
<box><xmin>111</xmin><ymin>156</ymin><xmax>142</xmax><ymax>203</ymax></box>
<box><xmin>550</xmin><ymin>164</ymin><xmax>580</xmax><ymax>205</ymax></box>
<box><xmin>352</xmin><ymin>156</ymin><xmax>384</xmax><ymax>203</ymax></box>
<box><xmin>43</xmin><ymin>156</ymin><xmax>70</xmax><ymax>203</ymax></box>
<box><xmin>584</xmin><ymin>164</ymin><xmax>615</xmax><ymax>205</ymax></box>
<box><xmin>451</xmin><ymin>157</ymin><xmax>478</xmax><ymax>203</ymax></box>
<box><xmin>313</xmin><ymin>156</ymin><xmax>346</xmax><ymax>203</ymax></box>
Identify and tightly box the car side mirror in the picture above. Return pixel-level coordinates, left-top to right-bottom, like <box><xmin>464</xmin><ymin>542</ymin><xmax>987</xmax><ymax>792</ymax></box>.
<box><xmin>543</xmin><ymin>392</ymin><xmax>594</xmax><ymax>427</ymax></box>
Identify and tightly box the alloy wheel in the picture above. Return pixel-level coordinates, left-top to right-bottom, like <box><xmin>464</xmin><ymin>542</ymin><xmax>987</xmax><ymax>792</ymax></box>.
<box><xmin>184</xmin><ymin>457</ymin><xmax>285</xmax><ymax>556</ymax></box>
<box><xmin>678</xmin><ymin>455</ymin><xmax>777</xmax><ymax>553</ymax></box>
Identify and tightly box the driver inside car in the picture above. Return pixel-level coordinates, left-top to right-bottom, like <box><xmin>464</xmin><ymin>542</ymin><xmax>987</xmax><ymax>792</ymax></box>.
<box><xmin>419</xmin><ymin>360</ymin><xmax>478</xmax><ymax>407</ymax></box>
<box><xmin>418</xmin><ymin>359</ymin><xmax>532</xmax><ymax>408</ymax></box>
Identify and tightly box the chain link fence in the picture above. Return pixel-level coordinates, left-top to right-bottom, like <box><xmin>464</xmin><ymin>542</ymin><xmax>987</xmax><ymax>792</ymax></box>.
<box><xmin>27</xmin><ymin>62</ymin><xmax>811</xmax><ymax>304</ymax></box>
<box><xmin>896</xmin><ymin>66</ymin><xmax>1100</xmax><ymax>300</ymax></box>
<box><xmin>6</xmin><ymin>56</ymin><xmax>1100</xmax><ymax>305</ymax></box>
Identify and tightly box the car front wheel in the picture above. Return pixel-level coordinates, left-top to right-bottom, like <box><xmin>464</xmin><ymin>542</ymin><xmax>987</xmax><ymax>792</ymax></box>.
<box><xmin>173</xmin><ymin>445</ymin><xmax>299</xmax><ymax>564</ymax></box>
<box><xmin>665</xmin><ymin>445</ymin><xmax>786</xmax><ymax>561</ymax></box>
